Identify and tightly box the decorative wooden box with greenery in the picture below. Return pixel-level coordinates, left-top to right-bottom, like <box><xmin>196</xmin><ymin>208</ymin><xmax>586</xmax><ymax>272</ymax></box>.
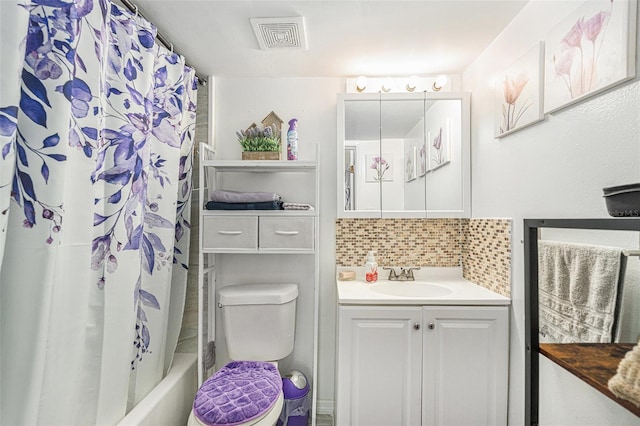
<box><xmin>237</xmin><ymin>124</ymin><xmax>281</xmax><ymax>160</ymax></box>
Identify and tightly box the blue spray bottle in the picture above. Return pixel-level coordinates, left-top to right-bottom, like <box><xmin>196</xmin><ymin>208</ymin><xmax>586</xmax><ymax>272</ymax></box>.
<box><xmin>287</xmin><ymin>118</ymin><xmax>298</xmax><ymax>160</ymax></box>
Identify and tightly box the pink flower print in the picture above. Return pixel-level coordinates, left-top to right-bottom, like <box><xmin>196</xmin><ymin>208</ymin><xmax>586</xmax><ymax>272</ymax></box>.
<box><xmin>584</xmin><ymin>11</ymin><xmax>609</xmax><ymax>42</ymax></box>
<box><xmin>370</xmin><ymin>156</ymin><xmax>389</xmax><ymax>181</ymax></box>
<box><xmin>432</xmin><ymin>127</ymin><xmax>442</xmax><ymax>150</ymax></box>
<box><xmin>552</xmin><ymin>2</ymin><xmax>613</xmax><ymax>100</ymax></box>
<box><xmin>561</xmin><ymin>18</ymin><xmax>584</xmax><ymax>48</ymax></box>
<box><xmin>554</xmin><ymin>49</ymin><xmax>575</xmax><ymax>77</ymax></box>
<box><xmin>432</xmin><ymin>128</ymin><xmax>445</xmax><ymax>165</ymax></box>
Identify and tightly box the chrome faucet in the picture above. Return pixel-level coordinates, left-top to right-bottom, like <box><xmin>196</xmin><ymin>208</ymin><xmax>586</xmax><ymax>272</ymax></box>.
<box><xmin>383</xmin><ymin>267</ymin><xmax>399</xmax><ymax>280</ymax></box>
<box><xmin>383</xmin><ymin>267</ymin><xmax>420</xmax><ymax>281</ymax></box>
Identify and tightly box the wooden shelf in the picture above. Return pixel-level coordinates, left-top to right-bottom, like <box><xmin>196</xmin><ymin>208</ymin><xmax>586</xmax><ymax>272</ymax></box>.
<box><xmin>540</xmin><ymin>343</ymin><xmax>640</xmax><ymax>417</ymax></box>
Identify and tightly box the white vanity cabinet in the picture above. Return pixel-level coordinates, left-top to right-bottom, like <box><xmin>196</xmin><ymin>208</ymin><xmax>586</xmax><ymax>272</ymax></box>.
<box><xmin>422</xmin><ymin>306</ymin><xmax>509</xmax><ymax>426</ymax></box>
<box><xmin>335</xmin><ymin>304</ymin><xmax>509</xmax><ymax>426</ymax></box>
<box><xmin>335</xmin><ymin>306</ymin><xmax>424</xmax><ymax>426</ymax></box>
<box><xmin>197</xmin><ymin>144</ymin><xmax>320</xmax><ymax>425</ymax></box>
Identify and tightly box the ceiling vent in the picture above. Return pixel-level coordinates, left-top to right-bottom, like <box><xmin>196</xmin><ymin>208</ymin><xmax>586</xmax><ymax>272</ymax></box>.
<box><xmin>250</xmin><ymin>17</ymin><xmax>307</xmax><ymax>50</ymax></box>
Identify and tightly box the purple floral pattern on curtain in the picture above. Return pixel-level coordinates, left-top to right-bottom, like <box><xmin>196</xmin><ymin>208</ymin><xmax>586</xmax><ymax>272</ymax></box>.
<box><xmin>7</xmin><ymin>0</ymin><xmax>197</xmax><ymax>369</ymax></box>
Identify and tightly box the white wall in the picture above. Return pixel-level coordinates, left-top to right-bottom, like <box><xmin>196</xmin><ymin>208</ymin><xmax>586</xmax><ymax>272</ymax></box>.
<box><xmin>463</xmin><ymin>0</ymin><xmax>640</xmax><ymax>424</ymax></box>
<box><xmin>214</xmin><ymin>77</ymin><xmax>342</xmax><ymax>409</ymax></box>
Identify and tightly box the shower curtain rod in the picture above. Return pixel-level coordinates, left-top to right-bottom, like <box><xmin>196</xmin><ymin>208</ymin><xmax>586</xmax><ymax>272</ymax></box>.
<box><xmin>118</xmin><ymin>0</ymin><xmax>207</xmax><ymax>86</ymax></box>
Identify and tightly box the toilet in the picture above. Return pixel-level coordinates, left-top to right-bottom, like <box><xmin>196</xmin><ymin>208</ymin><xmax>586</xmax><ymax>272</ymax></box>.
<box><xmin>188</xmin><ymin>283</ymin><xmax>298</xmax><ymax>426</ymax></box>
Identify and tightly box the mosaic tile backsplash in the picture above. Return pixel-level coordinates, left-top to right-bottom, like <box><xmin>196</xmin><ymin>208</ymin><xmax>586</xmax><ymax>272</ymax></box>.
<box><xmin>462</xmin><ymin>219</ymin><xmax>511</xmax><ymax>297</ymax></box>
<box><xmin>335</xmin><ymin>218</ymin><xmax>511</xmax><ymax>297</ymax></box>
<box><xmin>335</xmin><ymin>219</ymin><xmax>463</xmax><ymax>267</ymax></box>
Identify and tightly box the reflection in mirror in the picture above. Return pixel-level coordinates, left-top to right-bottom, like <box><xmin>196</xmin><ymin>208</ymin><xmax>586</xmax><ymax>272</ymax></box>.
<box><xmin>525</xmin><ymin>219</ymin><xmax>640</xmax><ymax>425</ymax></box>
<box><xmin>344</xmin><ymin>97</ymin><xmax>381</xmax><ymax>212</ymax></box>
<box><xmin>337</xmin><ymin>92</ymin><xmax>470</xmax><ymax>218</ymax></box>
<box><xmin>344</xmin><ymin>146</ymin><xmax>356</xmax><ymax>211</ymax></box>
<box><xmin>380</xmin><ymin>96</ymin><xmax>425</xmax><ymax>213</ymax></box>
<box><xmin>423</xmin><ymin>99</ymin><xmax>463</xmax><ymax>216</ymax></box>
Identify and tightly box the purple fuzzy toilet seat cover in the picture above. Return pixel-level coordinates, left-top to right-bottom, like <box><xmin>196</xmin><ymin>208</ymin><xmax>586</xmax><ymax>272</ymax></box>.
<box><xmin>193</xmin><ymin>361</ymin><xmax>282</xmax><ymax>426</ymax></box>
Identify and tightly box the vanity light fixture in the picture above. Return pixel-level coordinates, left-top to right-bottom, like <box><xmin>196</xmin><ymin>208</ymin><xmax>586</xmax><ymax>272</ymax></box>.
<box><xmin>432</xmin><ymin>75</ymin><xmax>448</xmax><ymax>92</ymax></box>
<box><xmin>406</xmin><ymin>76</ymin><xmax>417</xmax><ymax>92</ymax></box>
<box><xmin>356</xmin><ymin>76</ymin><xmax>367</xmax><ymax>92</ymax></box>
<box><xmin>346</xmin><ymin>76</ymin><xmax>450</xmax><ymax>93</ymax></box>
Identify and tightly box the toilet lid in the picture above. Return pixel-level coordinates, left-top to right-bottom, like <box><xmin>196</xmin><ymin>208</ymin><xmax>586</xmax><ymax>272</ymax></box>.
<box><xmin>193</xmin><ymin>361</ymin><xmax>282</xmax><ymax>426</ymax></box>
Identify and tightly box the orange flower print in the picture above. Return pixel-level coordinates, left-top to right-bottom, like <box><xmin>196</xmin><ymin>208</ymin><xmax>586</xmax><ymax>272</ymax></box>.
<box><xmin>503</xmin><ymin>73</ymin><xmax>529</xmax><ymax>105</ymax></box>
<box><xmin>500</xmin><ymin>73</ymin><xmax>532</xmax><ymax>133</ymax></box>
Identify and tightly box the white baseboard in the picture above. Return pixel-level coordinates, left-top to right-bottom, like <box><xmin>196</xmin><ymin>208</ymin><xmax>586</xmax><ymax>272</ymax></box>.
<box><xmin>316</xmin><ymin>399</ymin><xmax>334</xmax><ymax>416</ymax></box>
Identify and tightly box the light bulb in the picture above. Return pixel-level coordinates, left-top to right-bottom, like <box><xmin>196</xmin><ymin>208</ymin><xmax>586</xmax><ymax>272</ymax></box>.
<box><xmin>432</xmin><ymin>75</ymin><xmax>448</xmax><ymax>92</ymax></box>
<box><xmin>406</xmin><ymin>76</ymin><xmax>417</xmax><ymax>92</ymax></box>
<box><xmin>381</xmin><ymin>78</ymin><xmax>392</xmax><ymax>92</ymax></box>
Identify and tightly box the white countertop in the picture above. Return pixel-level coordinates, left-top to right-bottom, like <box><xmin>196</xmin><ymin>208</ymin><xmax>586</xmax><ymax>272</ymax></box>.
<box><xmin>336</xmin><ymin>267</ymin><xmax>511</xmax><ymax>306</ymax></box>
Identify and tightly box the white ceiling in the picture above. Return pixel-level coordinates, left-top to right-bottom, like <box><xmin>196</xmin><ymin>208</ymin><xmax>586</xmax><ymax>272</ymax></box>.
<box><xmin>133</xmin><ymin>0</ymin><xmax>528</xmax><ymax>79</ymax></box>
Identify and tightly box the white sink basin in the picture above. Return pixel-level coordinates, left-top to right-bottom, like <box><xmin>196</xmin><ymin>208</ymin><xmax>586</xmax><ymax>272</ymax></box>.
<box><xmin>369</xmin><ymin>281</ymin><xmax>453</xmax><ymax>298</ymax></box>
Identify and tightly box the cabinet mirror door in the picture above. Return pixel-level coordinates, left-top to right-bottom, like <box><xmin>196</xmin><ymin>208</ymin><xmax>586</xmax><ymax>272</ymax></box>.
<box><xmin>338</xmin><ymin>92</ymin><xmax>470</xmax><ymax>218</ymax></box>
<box><xmin>381</xmin><ymin>94</ymin><xmax>426</xmax><ymax>216</ymax></box>
<box><xmin>342</xmin><ymin>97</ymin><xmax>381</xmax><ymax>213</ymax></box>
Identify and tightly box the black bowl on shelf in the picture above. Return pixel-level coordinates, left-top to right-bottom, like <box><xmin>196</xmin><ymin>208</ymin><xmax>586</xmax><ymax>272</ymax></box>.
<box><xmin>603</xmin><ymin>183</ymin><xmax>640</xmax><ymax>217</ymax></box>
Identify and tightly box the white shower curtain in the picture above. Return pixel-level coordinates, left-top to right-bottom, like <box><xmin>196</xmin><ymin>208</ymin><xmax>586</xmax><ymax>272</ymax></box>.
<box><xmin>0</xmin><ymin>0</ymin><xmax>197</xmax><ymax>424</ymax></box>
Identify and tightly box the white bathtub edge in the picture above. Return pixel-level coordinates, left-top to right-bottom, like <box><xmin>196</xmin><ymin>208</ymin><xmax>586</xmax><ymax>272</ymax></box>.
<box><xmin>118</xmin><ymin>352</ymin><xmax>198</xmax><ymax>426</ymax></box>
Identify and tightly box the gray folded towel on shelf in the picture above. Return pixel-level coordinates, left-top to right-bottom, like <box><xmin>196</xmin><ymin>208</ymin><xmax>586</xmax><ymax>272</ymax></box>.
<box><xmin>538</xmin><ymin>240</ymin><xmax>625</xmax><ymax>343</ymax></box>
<box><xmin>282</xmin><ymin>202</ymin><xmax>314</xmax><ymax>210</ymax></box>
<box><xmin>209</xmin><ymin>190</ymin><xmax>280</xmax><ymax>203</ymax></box>
<box><xmin>205</xmin><ymin>200</ymin><xmax>282</xmax><ymax>210</ymax></box>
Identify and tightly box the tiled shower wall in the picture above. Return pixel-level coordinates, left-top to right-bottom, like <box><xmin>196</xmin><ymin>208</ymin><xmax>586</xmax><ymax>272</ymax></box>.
<box><xmin>335</xmin><ymin>218</ymin><xmax>511</xmax><ymax>297</ymax></box>
<box><xmin>176</xmin><ymin>84</ymin><xmax>209</xmax><ymax>353</ymax></box>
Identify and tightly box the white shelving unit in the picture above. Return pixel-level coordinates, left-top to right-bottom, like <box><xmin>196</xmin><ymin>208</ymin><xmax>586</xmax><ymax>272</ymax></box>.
<box><xmin>197</xmin><ymin>143</ymin><xmax>320</xmax><ymax>426</ymax></box>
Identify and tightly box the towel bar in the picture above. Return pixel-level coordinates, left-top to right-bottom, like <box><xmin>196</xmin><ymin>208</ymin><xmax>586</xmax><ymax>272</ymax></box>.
<box><xmin>622</xmin><ymin>249</ymin><xmax>640</xmax><ymax>257</ymax></box>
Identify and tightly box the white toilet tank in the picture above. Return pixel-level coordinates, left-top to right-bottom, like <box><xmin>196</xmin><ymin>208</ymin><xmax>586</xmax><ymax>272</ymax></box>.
<box><xmin>219</xmin><ymin>283</ymin><xmax>298</xmax><ymax>361</ymax></box>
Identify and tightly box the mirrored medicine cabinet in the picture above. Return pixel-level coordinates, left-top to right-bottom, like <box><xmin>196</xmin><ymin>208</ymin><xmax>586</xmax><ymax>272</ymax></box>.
<box><xmin>337</xmin><ymin>92</ymin><xmax>470</xmax><ymax>218</ymax></box>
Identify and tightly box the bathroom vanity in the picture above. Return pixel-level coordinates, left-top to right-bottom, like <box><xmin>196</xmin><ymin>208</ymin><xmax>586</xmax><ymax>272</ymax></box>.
<box><xmin>335</xmin><ymin>268</ymin><xmax>510</xmax><ymax>426</ymax></box>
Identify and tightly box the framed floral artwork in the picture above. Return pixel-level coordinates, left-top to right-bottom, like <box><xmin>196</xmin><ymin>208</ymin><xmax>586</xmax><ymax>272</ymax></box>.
<box><xmin>405</xmin><ymin>147</ymin><xmax>416</xmax><ymax>182</ymax></box>
<box><xmin>366</xmin><ymin>154</ymin><xmax>393</xmax><ymax>182</ymax></box>
<box><xmin>495</xmin><ymin>42</ymin><xmax>544</xmax><ymax>138</ymax></box>
<box><xmin>544</xmin><ymin>0</ymin><xmax>637</xmax><ymax>114</ymax></box>
<box><xmin>418</xmin><ymin>142</ymin><xmax>428</xmax><ymax>177</ymax></box>
<box><xmin>428</xmin><ymin>120</ymin><xmax>451</xmax><ymax>172</ymax></box>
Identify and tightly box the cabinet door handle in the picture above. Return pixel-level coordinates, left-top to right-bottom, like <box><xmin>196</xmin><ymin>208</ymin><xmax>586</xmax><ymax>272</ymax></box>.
<box><xmin>218</xmin><ymin>230</ymin><xmax>242</xmax><ymax>235</ymax></box>
<box><xmin>275</xmin><ymin>230</ymin><xmax>299</xmax><ymax>236</ymax></box>
<box><xmin>413</xmin><ymin>323</ymin><xmax>421</xmax><ymax>330</ymax></box>
<box><xmin>427</xmin><ymin>322</ymin><xmax>435</xmax><ymax>330</ymax></box>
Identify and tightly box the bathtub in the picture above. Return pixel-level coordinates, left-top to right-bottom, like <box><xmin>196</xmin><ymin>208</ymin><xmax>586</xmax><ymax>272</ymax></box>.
<box><xmin>118</xmin><ymin>352</ymin><xmax>198</xmax><ymax>426</ymax></box>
